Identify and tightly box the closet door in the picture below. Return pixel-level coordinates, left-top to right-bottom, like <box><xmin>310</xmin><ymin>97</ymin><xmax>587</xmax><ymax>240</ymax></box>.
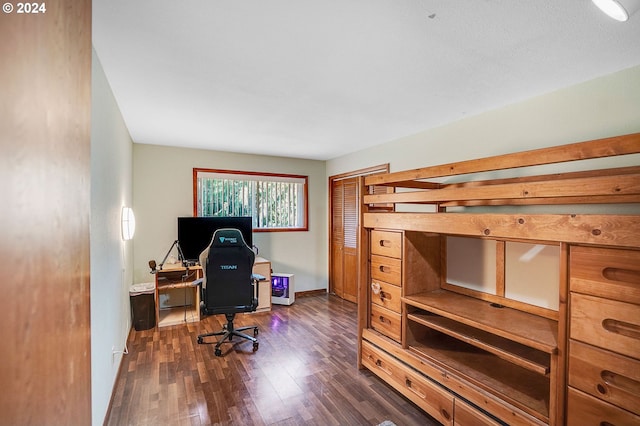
<box><xmin>330</xmin><ymin>177</ymin><xmax>359</xmax><ymax>303</ymax></box>
<box><xmin>331</xmin><ymin>179</ymin><xmax>345</xmax><ymax>298</ymax></box>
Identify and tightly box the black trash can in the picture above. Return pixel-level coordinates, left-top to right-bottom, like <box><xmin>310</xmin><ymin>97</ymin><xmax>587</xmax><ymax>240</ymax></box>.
<box><xmin>130</xmin><ymin>282</ymin><xmax>155</xmax><ymax>331</ymax></box>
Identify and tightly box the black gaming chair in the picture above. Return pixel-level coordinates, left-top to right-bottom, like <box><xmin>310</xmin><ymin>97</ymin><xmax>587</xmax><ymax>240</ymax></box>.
<box><xmin>196</xmin><ymin>228</ymin><xmax>260</xmax><ymax>356</ymax></box>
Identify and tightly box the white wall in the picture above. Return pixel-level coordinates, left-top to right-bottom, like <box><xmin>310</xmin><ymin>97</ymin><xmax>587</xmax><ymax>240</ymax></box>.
<box><xmin>133</xmin><ymin>145</ymin><xmax>327</xmax><ymax>293</ymax></box>
<box><xmin>326</xmin><ymin>65</ymin><xmax>640</xmax><ymax>313</ymax></box>
<box><xmin>90</xmin><ymin>49</ymin><xmax>134</xmax><ymax>426</ymax></box>
<box><xmin>327</xmin><ymin>65</ymin><xmax>640</xmax><ymax>177</ymax></box>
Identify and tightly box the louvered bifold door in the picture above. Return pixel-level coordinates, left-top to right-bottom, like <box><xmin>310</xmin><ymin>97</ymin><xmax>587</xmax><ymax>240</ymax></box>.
<box><xmin>341</xmin><ymin>178</ymin><xmax>359</xmax><ymax>303</ymax></box>
<box><xmin>330</xmin><ymin>177</ymin><xmax>360</xmax><ymax>303</ymax></box>
<box><xmin>331</xmin><ymin>179</ymin><xmax>345</xmax><ymax>298</ymax></box>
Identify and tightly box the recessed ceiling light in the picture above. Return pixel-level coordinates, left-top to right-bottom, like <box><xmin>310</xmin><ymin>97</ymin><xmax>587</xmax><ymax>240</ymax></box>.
<box><xmin>592</xmin><ymin>0</ymin><xmax>640</xmax><ymax>21</ymax></box>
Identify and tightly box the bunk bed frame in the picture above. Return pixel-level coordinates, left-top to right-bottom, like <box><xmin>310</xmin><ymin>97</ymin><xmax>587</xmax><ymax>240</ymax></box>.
<box><xmin>357</xmin><ymin>132</ymin><xmax>640</xmax><ymax>425</ymax></box>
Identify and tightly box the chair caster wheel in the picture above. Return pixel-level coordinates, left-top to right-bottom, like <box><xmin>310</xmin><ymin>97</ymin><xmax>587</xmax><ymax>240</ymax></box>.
<box><xmin>197</xmin><ymin>337</ymin><xmax>203</xmax><ymax>344</ymax></box>
<box><xmin>253</xmin><ymin>328</ymin><xmax>258</xmax><ymax>337</ymax></box>
<box><xmin>215</xmin><ymin>348</ymin><xmax>222</xmax><ymax>357</ymax></box>
<box><xmin>253</xmin><ymin>342</ymin><xmax>259</xmax><ymax>352</ymax></box>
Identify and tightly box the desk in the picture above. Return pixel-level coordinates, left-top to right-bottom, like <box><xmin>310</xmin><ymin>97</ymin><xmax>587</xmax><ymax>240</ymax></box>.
<box><xmin>154</xmin><ymin>258</ymin><xmax>272</xmax><ymax>328</ymax></box>
<box><xmin>253</xmin><ymin>257</ymin><xmax>272</xmax><ymax>313</ymax></box>
<box><xmin>155</xmin><ymin>266</ymin><xmax>202</xmax><ymax>327</ymax></box>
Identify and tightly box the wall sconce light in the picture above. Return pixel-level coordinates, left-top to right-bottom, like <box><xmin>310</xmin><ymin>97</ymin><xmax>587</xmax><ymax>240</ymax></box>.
<box><xmin>592</xmin><ymin>0</ymin><xmax>640</xmax><ymax>21</ymax></box>
<box><xmin>121</xmin><ymin>207</ymin><xmax>136</xmax><ymax>241</ymax></box>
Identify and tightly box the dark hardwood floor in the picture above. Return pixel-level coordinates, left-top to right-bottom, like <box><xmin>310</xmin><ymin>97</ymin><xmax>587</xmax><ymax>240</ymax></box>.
<box><xmin>107</xmin><ymin>294</ymin><xmax>439</xmax><ymax>425</ymax></box>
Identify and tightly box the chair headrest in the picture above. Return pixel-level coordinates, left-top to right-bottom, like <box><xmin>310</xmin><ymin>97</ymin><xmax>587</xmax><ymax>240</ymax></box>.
<box><xmin>211</xmin><ymin>228</ymin><xmax>248</xmax><ymax>248</ymax></box>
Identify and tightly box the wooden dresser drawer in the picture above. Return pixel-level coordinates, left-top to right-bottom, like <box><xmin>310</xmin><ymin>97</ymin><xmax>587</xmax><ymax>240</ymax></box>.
<box><xmin>370</xmin><ymin>279</ymin><xmax>401</xmax><ymax>313</ymax></box>
<box><xmin>570</xmin><ymin>293</ymin><xmax>640</xmax><ymax>359</ymax></box>
<box><xmin>371</xmin><ymin>254</ymin><xmax>402</xmax><ymax>286</ymax></box>
<box><xmin>362</xmin><ymin>341</ymin><xmax>454</xmax><ymax>425</ymax></box>
<box><xmin>370</xmin><ymin>303</ymin><xmax>401</xmax><ymax>342</ymax></box>
<box><xmin>454</xmin><ymin>399</ymin><xmax>500</xmax><ymax>426</ymax></box>
<box><xmin>567</xmin><ymin>387</ymin><xmax>640</xmax><ymax>426</ymax></box>
<box><xmin>570</xmin><ymin>246</ymin><xmax>640</xmax><ymax>304</ymax></box>
<box><xmin>371</xmin><ymin>230</ymin><xmax>402</xmax><ymax>259</ymax></box>
<box><xmin>569</xmin><ymin>340</ymin><xmax>640</xmax><ymax>415</ymax></box>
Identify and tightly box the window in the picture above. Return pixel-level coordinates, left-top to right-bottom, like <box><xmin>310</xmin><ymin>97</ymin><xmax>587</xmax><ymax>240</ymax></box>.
<box><xmin>193</xmin><ymin>168</ymin><xmax>308</xmax><ymax>231</ymax></box>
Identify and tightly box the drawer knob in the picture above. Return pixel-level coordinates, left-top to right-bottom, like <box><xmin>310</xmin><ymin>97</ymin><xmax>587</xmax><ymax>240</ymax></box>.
<box><xmin>597</xmin><ymin>383</ymin><xmax>608</xmax><ymax>395</ymax></box>
<box><xmin>441</xmin><ymin>409</ymin><xmax>451</xmax><ymax>421</ymax></box>
<box><xmin>379</xmin><ymin>239</ymin><xmax>391</xmax><ymax>247</ymax></box>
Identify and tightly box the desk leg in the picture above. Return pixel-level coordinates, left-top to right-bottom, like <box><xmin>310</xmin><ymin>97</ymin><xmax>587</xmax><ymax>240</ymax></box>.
<box><xmin>195</xmin><ymin>283</ymin><xmax>201</xmax><ymax>321</ymax></box>
<box><xmin>154</xmin><ymin>278</ymin><xmax>160</xmax><ymax>329</ymax></box>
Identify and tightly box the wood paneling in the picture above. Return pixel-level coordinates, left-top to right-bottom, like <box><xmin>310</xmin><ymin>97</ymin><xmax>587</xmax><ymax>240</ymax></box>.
<box><xmin>0</xmin><ymin>1</ymin><xmax>92</xmax><ymax>424</ymax></box>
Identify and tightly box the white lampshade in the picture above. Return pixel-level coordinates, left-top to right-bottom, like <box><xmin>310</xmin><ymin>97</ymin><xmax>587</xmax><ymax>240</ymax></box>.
<box><xmin>121</xmin><ymin>207</ymin><xmax>136</xmax><ymax>241</ymax></box>
<box><xmin>592</xmin><ymin>0</ymin><xmax>640</xmax><ymax>21</ymax></box>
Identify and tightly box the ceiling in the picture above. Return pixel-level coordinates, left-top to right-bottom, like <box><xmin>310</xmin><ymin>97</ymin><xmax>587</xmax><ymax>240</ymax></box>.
<box><xmin>92</xmin><ymin>1</ymin><xmax>640</xmax><ymax>161</ymax></box>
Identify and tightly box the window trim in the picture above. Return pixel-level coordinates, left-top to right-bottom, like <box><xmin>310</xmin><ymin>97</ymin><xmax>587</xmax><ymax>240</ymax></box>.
<box><xmin>193</xmin><ymin>168</ymin><xmax>309</xmax><ymax>232</ymax></box>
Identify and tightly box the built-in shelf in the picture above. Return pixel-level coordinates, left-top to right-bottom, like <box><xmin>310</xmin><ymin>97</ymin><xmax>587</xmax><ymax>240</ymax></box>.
<box><xmin>155</xmin><ymin>268</ymin><xmax>202</xmax><ymax>328</ymax></box>
<box><xmin>403</xmin><ymin>289</ymin><xmax>556</xmax><ymax>422</ymax></box>
<box><xmin>403</xmin><ymin>289</ymin><xmax>558</xmax><ymax>354</ymax></box>
<box><xmin>158</xmin><ymin>305</ymin><xmax>199</xmax><ymax>327</ymax></box>
<box><xmin>408</xmin><ymin>310</ymin><xmax>551</xmax><ymax>375</ymax></box>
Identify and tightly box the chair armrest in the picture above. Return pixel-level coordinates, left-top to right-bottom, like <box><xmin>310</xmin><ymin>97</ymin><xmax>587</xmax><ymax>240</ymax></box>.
<box><xmin>251</xmin><ymin>273</ymin><xmax>266</xmax><ymax>282</ymax></box>
<box><xmin>249</xmin><ymin>274</ymin><xmax>263</xmax><ymax>308</ymax></box>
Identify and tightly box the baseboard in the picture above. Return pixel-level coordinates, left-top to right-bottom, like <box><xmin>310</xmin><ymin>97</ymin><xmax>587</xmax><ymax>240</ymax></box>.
<box><xmin>102</xmin><ymin>326</ymin><xmax>133</xmax><ymax>426</ymax></box>
<box><xmin>294</xmin><ymin>289</ymin><xmax>327</xmax><ymax>298</ymax></box>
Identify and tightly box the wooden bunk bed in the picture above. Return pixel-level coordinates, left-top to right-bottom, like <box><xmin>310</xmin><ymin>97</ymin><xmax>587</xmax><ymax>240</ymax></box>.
<box><xmin>357</xmin><ymin>132</ymin><xmax>640</xmax><ymax>425</ymax></box>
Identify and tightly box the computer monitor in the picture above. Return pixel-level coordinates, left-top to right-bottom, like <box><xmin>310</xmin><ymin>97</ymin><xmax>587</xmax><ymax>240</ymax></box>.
<box><xmin>177</xmin><ymin>216</ymin><xmax>253</xmax><ymax>263</ymax></box>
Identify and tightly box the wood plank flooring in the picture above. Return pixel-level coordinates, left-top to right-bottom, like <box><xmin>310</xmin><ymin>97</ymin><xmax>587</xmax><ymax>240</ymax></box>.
<box><xmin>107</xmin><ymin>294</ymin><xmax>439</xmax><ymax>425</ymax></box>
